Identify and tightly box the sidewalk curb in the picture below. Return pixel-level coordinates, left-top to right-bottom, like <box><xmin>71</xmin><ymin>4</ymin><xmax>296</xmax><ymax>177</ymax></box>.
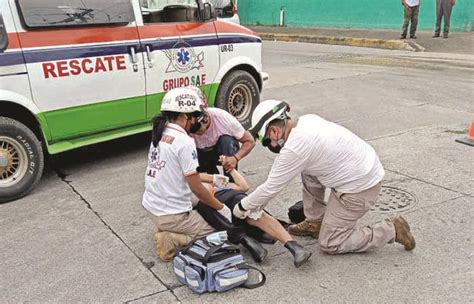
<box><xmin>258</xmin><ymin>33</ymin><xmax>426</xmax><ymax>52</ymax></box>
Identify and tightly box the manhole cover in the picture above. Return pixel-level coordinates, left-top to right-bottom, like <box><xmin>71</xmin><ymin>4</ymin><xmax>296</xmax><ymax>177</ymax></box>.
<box><xmin>371</xmin><ymin>186</ymin><xmax>417</xmax><ymax>213</ymax></box>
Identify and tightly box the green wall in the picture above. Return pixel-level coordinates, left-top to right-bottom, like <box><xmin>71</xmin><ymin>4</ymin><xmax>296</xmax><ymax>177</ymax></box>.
<box><xmin>238</xmin><ymin>0</ymin><xmax>474</xmax><ymax>31</ymax></box>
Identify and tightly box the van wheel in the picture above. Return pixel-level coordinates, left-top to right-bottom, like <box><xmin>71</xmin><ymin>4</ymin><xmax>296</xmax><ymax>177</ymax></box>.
<box><xmin>0</xmin><ymin>117</ymin><xmax>44</xmax><ymax>203</ymax></box>
<box><xmin>215</xmin><ymin>70</ymin><xmax>260</xmax><ymax>129</ymax></box>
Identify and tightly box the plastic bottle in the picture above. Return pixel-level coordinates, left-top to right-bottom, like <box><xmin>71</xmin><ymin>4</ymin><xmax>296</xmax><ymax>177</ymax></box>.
<box><xmin>206</xmin><ymin>231</ymin><xmax>228</xmax><ymax>245</ymax></box>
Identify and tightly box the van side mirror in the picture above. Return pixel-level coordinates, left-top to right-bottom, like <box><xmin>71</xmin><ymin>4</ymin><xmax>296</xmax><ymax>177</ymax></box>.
<box><xmin>200</xmin><ymin>2</ymin><xmax>216</xmax><ymax>21</ymax></box>
<box><xmin>0</xmin><ymin>15</ymin><xmax>8</xmax><ymax>51</ymax></box>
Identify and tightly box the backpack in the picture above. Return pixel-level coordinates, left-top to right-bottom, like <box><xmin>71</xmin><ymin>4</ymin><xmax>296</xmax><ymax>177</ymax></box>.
<box><xmin>288</xmin><ymin>201</ymin><xmax>306</xmax><ymax>224</ymax></box>
<box><xmin>173</xmin><ymin>238</ymin><xmax>266</xmax><ymax>293</ymax></box>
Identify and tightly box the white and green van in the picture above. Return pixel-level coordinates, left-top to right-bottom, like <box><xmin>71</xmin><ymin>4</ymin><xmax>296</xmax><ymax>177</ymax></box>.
<box><xmin>0</xmin><ymin>0</ymin><xmax>268</xmax><ymax>202</ymax></box>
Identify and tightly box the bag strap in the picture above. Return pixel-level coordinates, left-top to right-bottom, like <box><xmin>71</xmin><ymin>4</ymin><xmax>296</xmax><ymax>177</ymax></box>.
<box><xmin>202</xmin><ymin>243</ymin><xmax>226</xmax><ymax>264</ymax></box>
<box><xmin>213</xmin><ymin>263</ymin><xmax>266</xmax><ymax>289</ymax></box>
<box><xmin>237</xmin><ymin>264</ymin><xmax>266</xmax><ymax>289</ymax></box>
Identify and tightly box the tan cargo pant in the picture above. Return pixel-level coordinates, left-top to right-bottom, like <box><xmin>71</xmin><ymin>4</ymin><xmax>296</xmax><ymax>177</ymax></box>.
<box><xmin>147</xmin><ymin>210</ymin><xmax>215</xmax><ymax>239</ymax></box>
<box><xmin>302</xmin><ymin>174</ymin><xmax>395</xmax><ymax>254</ymax></box>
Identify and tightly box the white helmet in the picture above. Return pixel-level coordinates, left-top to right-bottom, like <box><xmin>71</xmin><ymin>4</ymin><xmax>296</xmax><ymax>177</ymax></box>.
<box><xmin>249</xmin><ymin>99</ymin><xmax>290</xmax><ymax>141</ymax></box>
<box><xmin>187</xmin><ymin>85</ymin><xmax>208</xmax><ymax>107</ymax></box>
<box><xmin>160</xmin><ymin>87</ymin><xmax>204</xmax><ymax>113</ymax></box>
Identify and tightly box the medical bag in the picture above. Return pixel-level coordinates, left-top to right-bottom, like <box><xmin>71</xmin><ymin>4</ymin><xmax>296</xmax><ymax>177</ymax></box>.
<box><xmin>173</xmin><ymin>238</ymin><xmax>265</xmax><ymax>293</ymax></box>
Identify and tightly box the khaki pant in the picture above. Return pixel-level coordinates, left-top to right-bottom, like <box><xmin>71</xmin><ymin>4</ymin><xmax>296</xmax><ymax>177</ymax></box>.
<box><xmin>302</xmin><ymin>174</ymin><xmax>395</xmax><ymax>254</ymax></box>
<box><xmin>147</xmin><ymin>210</ymin><xmax>215</xmax><ymax>239</ymax></box>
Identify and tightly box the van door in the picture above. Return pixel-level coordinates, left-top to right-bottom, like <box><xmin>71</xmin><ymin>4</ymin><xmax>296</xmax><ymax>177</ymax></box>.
<box><xmin>0</xmin><ymin>1</ymin><xmax>30</xmax><ymax>98</ymax></box>
<box><xmin>12</xmin><ymin>0</ymin><xmax>147</xmax><ymax>141</ymax></box>
<box><xmin>137</xmin><ymin>0</ymin><xmax>219</xmax><ymax>118</ymax></box>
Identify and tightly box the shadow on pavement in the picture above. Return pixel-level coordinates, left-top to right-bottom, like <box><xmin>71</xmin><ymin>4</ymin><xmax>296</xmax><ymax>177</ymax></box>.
<box><xmin>46</xmin><ymin>132</ymin><xmax>152</xmax><ymax>176</ymax></box>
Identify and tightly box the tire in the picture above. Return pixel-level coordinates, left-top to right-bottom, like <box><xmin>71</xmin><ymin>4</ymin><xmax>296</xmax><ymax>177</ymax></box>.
<box><xmin>0</xmin><ymin>117</ymin><xmax>44</xmax><ymax>203</ymax></box>
<box><xmin>215</xmin><ymin>70</ymin><xmax>260</xmax><ymax>129</ymax></box>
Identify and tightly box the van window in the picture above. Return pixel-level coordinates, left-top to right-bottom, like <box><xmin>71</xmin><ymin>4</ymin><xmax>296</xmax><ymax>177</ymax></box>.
<box><xmin>206</xmin><ymin>0</ymin><xmax>233</xmax><ymax>17</ymax></box>
<box><xmin>141</xmin><ymin>0</ymin><xmax>200</xmax><ymax>24</ymax></box>
<box><xmin>17</xmin><ymin>0</ymin><xmax>134</xmax><ymax>28</ymax></box>
<box><xmin>0</xmin><ymin>14</ymin><xmax>7</xmax><ymax>51</ymax></box>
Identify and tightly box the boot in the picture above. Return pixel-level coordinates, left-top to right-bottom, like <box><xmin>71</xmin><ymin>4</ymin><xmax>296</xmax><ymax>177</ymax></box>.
<box><xmin>284</xmin><ymin>241</ymin><xmax>312</xmax><ymax>268</ymax></box>
<box><xmin>155</xmin><ymin>231</ymin><xmax>192</xmax><ymax>262</ymax></box>
<box><xmin>288</xmin><ymin>220</ymin><xmax>322</xmax><ymax>238</ymax></box>
<box><xmin>240</xmin><ymin>235</ymin><xmax>268</xmax><ymax>263</ymax></box>
<box><xmin>392</xmin><ymin>216</ymin><xmax>416</xmax><ymax>251</ymax></box>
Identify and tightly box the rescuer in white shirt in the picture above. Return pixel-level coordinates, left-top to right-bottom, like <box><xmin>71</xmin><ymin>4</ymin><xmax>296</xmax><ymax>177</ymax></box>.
<box><xmin>233</xmin><ymin>100</ymin><xmax>416</xmax><ymax>254</ymax></box>
<box><xmin>142</xmin><ymin>88</ymin><xmax>231</xmax><ymax>240</ymax></box>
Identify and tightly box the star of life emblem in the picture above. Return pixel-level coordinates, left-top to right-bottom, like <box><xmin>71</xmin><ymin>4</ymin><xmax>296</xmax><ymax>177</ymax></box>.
<box><xmin>164</xmin><ymin>38</ymin><xmax>205</xmax><ymax>73</ymax></box>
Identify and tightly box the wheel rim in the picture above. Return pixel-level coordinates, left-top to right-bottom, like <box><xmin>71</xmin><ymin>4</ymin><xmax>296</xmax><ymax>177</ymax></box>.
<box><xmin>228</xmin><ymin>83</ymin><xmax>252</xmax><ymax>121</ymax></box>
<box><xmin>0</xmin><ymin>136</ymin><xmax>29</xmax><ymax>188</ymax></box>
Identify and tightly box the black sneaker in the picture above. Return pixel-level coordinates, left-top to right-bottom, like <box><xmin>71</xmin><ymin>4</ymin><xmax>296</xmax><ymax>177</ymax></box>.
<box><xmin>400</xmin><ymin>35</ymin><xmax>407</xmax><ymax>39</ymax></box>
<box><xmin>410</xmin><ymin>35</ymin><xmax>417</xmax><ymax>39</ymax></box>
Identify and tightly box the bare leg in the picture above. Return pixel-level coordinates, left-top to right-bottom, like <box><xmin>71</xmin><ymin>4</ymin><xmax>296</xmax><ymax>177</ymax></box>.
<box><xmin>246</xmin><ymin>213</ymin><xmax>292</xmax><ymax>244</ymax></box>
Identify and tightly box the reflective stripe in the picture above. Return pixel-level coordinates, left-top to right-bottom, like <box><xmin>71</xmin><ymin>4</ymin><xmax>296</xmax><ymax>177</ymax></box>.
<box><xmin>187</xmin><ymin>278</ymin><xmax>199</xmax><ymax>287</ymax></box>
<box><xmin>217</xmin><ymin>273</ymin><xmax>248</xmax><ymax>286</ymax></box>
<box><xmin>174</xmin><ymin>268</ymin><xmax>185</xmax><ymax>279</ymax></box>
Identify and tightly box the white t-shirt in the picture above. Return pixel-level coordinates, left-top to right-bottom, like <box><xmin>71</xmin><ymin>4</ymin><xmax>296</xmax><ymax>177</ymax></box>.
<box><xmin>191</xmin><ymin>108</ymin><xmax>245</xmax><ymax>149</ymax></box>
<box><xmin>405</xmin><ymin>0</ymin><xmax>420</xmax><ymax>7</ymax></box>
<box><xmin>142</xmin><ymin>123</ymin><xmax>199</xmax><ymax>216</ymax></box>
<box><xmin>242</xmin><ymin>115</ymin><xmax>385</xmax><ymax>210</ymax></box>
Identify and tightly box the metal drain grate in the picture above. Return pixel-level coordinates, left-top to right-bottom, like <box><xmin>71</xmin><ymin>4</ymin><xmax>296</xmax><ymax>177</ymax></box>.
<box><xmin>371</xmin><ymin>186</ymin><xmax>417</xmax><ymax>213</ymax></box>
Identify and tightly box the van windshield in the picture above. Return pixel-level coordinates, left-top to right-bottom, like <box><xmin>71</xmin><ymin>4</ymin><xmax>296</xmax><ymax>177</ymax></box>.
<box><xmin>141</xmin><ymin>0</ymin><xmax>198</xmax><ymax>11</ymax></box>
<box><xmin>17</xmin><ymin>0</ymin><xmax>134</xmax><ymax>28</ymax></box>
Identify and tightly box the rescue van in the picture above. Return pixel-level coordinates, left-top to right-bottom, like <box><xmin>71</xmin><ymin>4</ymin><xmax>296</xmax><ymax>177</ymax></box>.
<box><xmin>0</xmin><ymin>0</ymin><xmax>268</xmax><ymax>202</ymax></box>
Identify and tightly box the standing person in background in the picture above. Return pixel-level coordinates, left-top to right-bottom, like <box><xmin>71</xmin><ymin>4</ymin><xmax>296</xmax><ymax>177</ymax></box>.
<box><xmin>434</xmin><ymin>0</ymin><xmax>456</xmax><ymax>38</ymax></box>
<box><xmin>400</xmin><ymin>0</ymin><xmax>420</xmax><ymax>39</ymax></box>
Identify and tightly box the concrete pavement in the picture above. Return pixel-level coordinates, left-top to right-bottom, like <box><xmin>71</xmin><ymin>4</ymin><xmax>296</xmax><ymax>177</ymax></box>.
<box><xmin>1</xmin><ymin>41</ymin><xmax>473</xmax><ymax>303</ymax></box>
<box><xmin>249</xmin><ymin>26</ymin><xmax>474</xmax><ymax>54</ymax></box>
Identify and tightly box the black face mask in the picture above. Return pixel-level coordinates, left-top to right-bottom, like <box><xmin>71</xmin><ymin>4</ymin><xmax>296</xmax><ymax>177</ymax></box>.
<box><xmin>268</xmin><ymin>144</ymin><xmax>283</xmax><ymax>153</ymax></box>
<box><xmin>186</xmin><ymin>113</ymin><xmax>208</xmax><ymax>134</ymax></box>
<box><xmin>189</xmin><ymin>122</ymin><xmax>202</xmax><ymax>134</ymax></box>
<box><xmin>262</xmin><ymin>137</ymin><xmax>285</xmax><ymax>154</ymax></box>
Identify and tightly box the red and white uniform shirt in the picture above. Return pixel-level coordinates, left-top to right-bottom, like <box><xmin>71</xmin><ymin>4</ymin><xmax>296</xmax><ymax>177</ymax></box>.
<box><xmin>142</xmin><ymin>123</ymin><xmax>199</xmax><ymax>216</ymax></box>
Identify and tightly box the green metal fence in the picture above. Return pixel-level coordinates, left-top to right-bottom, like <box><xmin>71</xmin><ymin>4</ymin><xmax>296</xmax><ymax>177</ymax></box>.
<box><xmin>238</xmin><ymin>0</ymin><xmax>474</xmax><ymax>31</ymax></box>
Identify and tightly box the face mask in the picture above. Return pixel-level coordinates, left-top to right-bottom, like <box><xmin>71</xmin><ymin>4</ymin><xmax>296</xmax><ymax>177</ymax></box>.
<box><xmin>189</xmin><ymin>113</ymin><xmax>208</xmax><ymax>134</ymax></box>
<box><xmin>262</xmin><ymin>121</ymin><xmax>286</xmax><ymax>153</ymax></box>
<box><xmin>185</xmin><ymin>113</ymin><xmax>204</xmax><ymax>134</ymax></box>
<box><xmin>189</xmin><ymin>122</ymin><xmax>201</xmax><ymax>134</ymax></box>
<box><xmin>262</xmin><ymin>135</ymin><xmax>285</xmax><ymax>154</ymax></box>
<box><xmin>268</xmin><ymin>142</ymin><xmax>283</xmax><ymax>153</ymax></box>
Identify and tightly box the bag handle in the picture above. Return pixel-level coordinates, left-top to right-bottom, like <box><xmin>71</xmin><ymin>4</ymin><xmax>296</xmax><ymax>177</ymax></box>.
<box><xmin>237</xmin><ymin>264</ymin><xmax>266</xmax><ymax>289</ymax></box>
<box><xmin>203</xmin><ymin>242</ymin><xmax>240</xmax><ymax>264</ymax></box>
<box><xmin>213</xmin><ymin>263</ymin><xmax>266</xmax><ymax>289</ymax></box>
